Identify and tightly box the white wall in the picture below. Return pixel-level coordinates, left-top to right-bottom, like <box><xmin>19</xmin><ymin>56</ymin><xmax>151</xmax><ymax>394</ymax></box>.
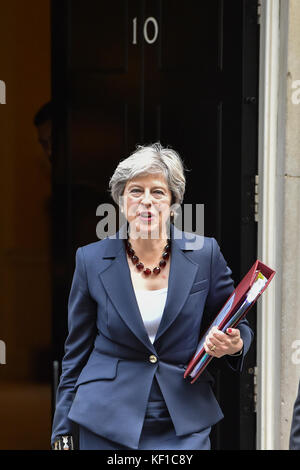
<box><xmin>258</xmin><ymin>0</ymin><xmax>300</xmax><ymax>450</ymax></box>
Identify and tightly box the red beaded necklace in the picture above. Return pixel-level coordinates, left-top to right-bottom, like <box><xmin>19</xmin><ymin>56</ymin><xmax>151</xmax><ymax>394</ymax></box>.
<box><xmin>125</xmin><ymin>239</ymin><xmax>171</xmax><ymax>276</ymax></box>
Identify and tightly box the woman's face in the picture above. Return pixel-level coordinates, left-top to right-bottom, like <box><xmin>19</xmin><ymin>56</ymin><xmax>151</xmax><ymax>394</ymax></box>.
<box><xmin>122</xmin><ymin>173</ymin><xmax>172</xmax><ymax>239</ymax></box>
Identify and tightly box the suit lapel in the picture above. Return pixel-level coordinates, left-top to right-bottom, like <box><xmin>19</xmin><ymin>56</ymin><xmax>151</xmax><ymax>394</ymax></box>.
<box><xmin>98</xmin><ymin>225</ymin><xmax>200</xmax><ymax>351</ymax></box>
<box><xmin>98</xmin><ymin>233</ymin><xmax>157</xmax><ymax>353</ymax></box>
<box><xmin>154</xmin><ymin>237</ymin><xmax>199</xmax><ymax>342</ymax></box>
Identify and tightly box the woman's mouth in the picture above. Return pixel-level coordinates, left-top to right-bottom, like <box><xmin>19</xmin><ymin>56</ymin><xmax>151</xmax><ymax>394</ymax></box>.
<box><xmin>138</xmin><ymin>211</ymin><xmax>155</xmax><ymax>222</ymax></box>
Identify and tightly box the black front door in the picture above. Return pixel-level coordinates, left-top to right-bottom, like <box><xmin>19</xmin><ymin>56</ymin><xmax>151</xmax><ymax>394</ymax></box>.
<box><xmin>51</xmin><ymin>0</ymin><xmax>259</xmax><ymax>449</ymax></box>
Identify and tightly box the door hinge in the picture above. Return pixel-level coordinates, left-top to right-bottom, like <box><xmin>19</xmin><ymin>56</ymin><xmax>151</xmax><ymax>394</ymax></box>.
<box><xmin>254</xmin><ymin>174</ymin><xmax>259</xmax><ymax>222</ymax></box>
<box><xmin>257</xmin><ymin>2</ymin><xmax>261</xmax><ymax>25</ymax></box>
<box><xmin>248</xmin><ymin>366</ymin><xmax>258</xmax><ymax>413</ymax></box>
<box><xmin>253</xmin><ymin>365</ymin><xmax>258</xmax><ymax>412</ymax></box>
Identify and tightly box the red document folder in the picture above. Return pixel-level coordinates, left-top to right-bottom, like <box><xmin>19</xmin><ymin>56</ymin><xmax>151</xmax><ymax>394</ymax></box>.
<box><xmin>184</xmin><ymin>260</ymin><xmax>275</xmax><ymax>384</ymax></box>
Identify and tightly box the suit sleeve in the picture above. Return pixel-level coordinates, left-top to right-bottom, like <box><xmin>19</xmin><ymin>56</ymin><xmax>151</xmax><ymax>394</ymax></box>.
<box><xmin>289</xmin><ymin>380</ymin><xmax>300</xmax><ymax>450</ymax></box>
<box><xmin>51</xmin><ymin>247</ymin><xmax>97</xmax><ymax>444</ymax></box>
<box><xmin>205</xmin><ymin>238</ymin><xmax>254</xmax><ymax>372</ymax></box>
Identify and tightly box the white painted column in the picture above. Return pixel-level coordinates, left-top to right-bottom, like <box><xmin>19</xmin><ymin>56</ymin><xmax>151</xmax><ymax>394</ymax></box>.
<box><xmin>279</xmin><ymin>0</ymin><xmax>300</xmax><ymax>450</ymax></box>
<box><xmin>257</xmin><ymin>0</ymin><xmax>300</xmax><ymax>449</ymax></box>
<box><xmin>257</xmin><ymin>0</ymin><xmax>282</xmax><ymax>450</ymax></box>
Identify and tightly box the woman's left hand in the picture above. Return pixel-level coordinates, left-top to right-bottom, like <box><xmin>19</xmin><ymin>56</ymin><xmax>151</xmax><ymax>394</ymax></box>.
<box><xmin>203</xmin><ymin>326</ymin><xmax>243</xmax><ymax>358</ymax></box>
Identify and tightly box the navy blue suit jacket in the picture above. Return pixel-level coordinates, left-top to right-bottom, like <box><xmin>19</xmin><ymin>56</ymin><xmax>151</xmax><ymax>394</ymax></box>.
<box><xmin>51</xmin><ymin>226</ymin><xmax>253</xmax><ymax>449</ymax></box>
<box><xmin>290</xmin><ymin>379</ymin><xmax>300</xmax><ymax>450</ymax></box>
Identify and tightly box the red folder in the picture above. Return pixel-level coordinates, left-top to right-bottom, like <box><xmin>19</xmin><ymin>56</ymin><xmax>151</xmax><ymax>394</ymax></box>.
<box><xmin>184</xmin><ymin>260</ymin><xmax>275</xmax><ymax>384</ymax></box>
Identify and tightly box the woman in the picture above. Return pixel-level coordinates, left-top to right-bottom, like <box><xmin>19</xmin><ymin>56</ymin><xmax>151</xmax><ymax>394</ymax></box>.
<box><xmin>51</xmin><ymin>143</ymin><xmax>253</xmax><ymax>450</ymax></box>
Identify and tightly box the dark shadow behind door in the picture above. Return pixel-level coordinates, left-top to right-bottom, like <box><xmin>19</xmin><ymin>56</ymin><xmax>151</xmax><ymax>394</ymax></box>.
<box><xmin>51</xmin><ymin>0</ymin><xmax>259</xmax><ymax>449</ymax></box>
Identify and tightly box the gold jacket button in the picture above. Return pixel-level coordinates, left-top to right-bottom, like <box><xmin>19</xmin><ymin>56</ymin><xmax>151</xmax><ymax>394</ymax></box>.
<box><xmin>149</xmin><ymin>355</ymin><xmax>158</xmax><ymax>364</ymax></box>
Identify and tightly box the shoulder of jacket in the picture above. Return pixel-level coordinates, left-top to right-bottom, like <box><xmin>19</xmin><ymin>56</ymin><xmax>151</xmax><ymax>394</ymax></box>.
<box><xmin>79</xmin><ymin>237</ymin><xmax>109</xmax><ymax>258</ymax></box>
<box><xmin>179</xmin><ymin>233</ymin><xmax>215</xmax><ymax>264</ymax></box>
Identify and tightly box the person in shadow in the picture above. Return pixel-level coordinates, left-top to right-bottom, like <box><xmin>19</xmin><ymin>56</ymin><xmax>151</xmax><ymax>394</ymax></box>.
<box><xmin>290</xmin><ymin>378</ymin><xmax>300</xmax><ymax>450</ymax></box>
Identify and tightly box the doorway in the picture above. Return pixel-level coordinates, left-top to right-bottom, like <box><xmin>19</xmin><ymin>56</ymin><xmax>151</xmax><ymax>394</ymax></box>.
<box><xmin>51</xmin><ymin>0</ymin><xmax>259</xmax><ymax>449</ymax></box>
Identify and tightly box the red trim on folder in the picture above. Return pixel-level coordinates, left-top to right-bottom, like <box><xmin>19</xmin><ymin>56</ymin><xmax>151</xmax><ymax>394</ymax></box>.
<box><xmin>184</xmin><ymin>260</ymin><xmax>275</xmax><ymax>383</ymax></box>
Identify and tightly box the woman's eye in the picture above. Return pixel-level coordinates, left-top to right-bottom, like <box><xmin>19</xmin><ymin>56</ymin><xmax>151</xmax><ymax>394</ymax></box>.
<box><xmin>129</xmin><ymin>188</ymin><xmax>164</xmax><ymax>197</ymax></box>
<box><xmin>153</xmin><ymin>190</ymin><xmax>164</xmax><ymax>196</ymax></box>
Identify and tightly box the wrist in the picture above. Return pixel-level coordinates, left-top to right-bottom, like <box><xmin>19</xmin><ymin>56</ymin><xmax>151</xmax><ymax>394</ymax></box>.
<box><xmin>229</xmin><ymin>345</ymin><xmax>244</xmax><ymax>357</ymax></box>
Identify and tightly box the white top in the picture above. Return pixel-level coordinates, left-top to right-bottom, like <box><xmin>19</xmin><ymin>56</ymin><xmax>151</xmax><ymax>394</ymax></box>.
<box><xmin>134</xmin><ymin>287</ymin><xmax>168</xmax><ymax>343</ymax></box>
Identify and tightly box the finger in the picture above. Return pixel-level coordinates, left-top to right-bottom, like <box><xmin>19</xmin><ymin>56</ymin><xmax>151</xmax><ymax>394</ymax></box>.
<box><xmin>211</xmin><ymin>329</ymin><xmax>227</xmax><ymax>343</ymax></box>
<box><xmin>206</xmin><ymin>332</ymin><xmax>223</xmax><ymax>349</ymax></box>
<box><xmin>206</xmin><ymin>339</ymin><xmax>218</xmax><ymax>352</ymax></box>
<box><xmin>204</xmin><ymin>341</ymin><xmax>226</xmax><ymax>359</ymax></box>
<box><xmin>208</xmin><ymin>326</ymin><xmax>222</xmax><ymax>336</ymax></box>
<box><xmin>209</xmin><ymin>330</ymin><xmax>237</xmax><ymax>353</ymax></box>
<box><xmin>205</xmin><ymin>333</ymin><xmax>218</xmax><ymax>350</ymax></box>
<box><xmin>226</xmin><ymin>328</ymin><xmax>240</xmax><ymax>338</ymax></box>
<box><xmin>204</xmin><ymin>341</ymin><xmax>217</xmax><ymax>356</ymax></box>
<box><xmin>210</xmin><ymin>326</ymin><xmax>220</xmax><ymax>333</ymax></box>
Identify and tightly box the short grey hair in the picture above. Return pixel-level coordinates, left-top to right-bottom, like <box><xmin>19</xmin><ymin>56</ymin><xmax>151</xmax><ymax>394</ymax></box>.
<box><xmin>109</xmin><ymin>143</ymin><xmax>186</xmax><ymax>207</ymax></box>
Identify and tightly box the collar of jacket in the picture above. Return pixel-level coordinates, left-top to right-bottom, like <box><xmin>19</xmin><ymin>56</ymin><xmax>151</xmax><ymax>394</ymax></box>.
<box><xmin>98</xmin><ymin>224</ymin><xmax>204</xmax><ymax>353</ymax></box>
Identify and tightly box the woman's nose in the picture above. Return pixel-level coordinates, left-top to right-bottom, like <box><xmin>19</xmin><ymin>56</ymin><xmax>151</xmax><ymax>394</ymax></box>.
<box><xmin>140</xmin><ymin>190</ymin><xmax>152</xmax><ymax>205</ymax></box>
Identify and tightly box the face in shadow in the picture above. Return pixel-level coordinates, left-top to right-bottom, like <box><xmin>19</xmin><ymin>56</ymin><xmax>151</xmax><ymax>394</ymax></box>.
<box><xmin>37</xmin><ymin>119</ymin><xmax>52</xmax><ymax>162</ymax></box>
